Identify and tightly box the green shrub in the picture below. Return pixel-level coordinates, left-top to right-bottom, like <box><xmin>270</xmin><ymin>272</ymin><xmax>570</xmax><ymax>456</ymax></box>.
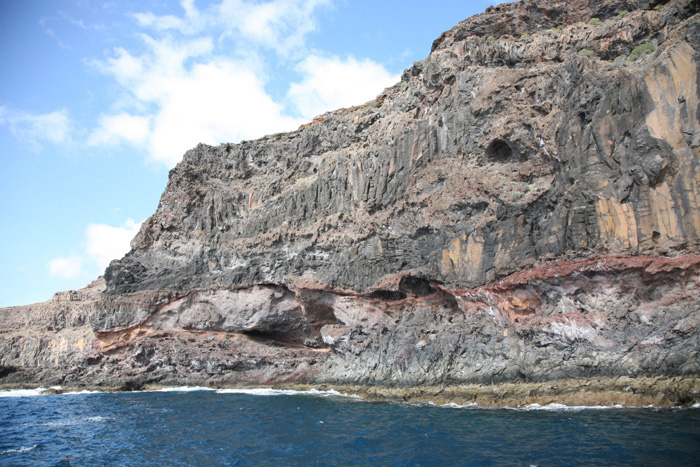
<box><xmin>628</xmin><ymin>42</ymin><xmax>656</xmax><ymax>61</ymax></box>
<box><xmin>520</xmin><ymin>33</ymin><xmax>530</xmax><ymax>39</ymax></box>
<box><xmin>617</xmin><ymin>10</ymin><xmax>629</xmax><ymax>17</ymax></box>
<box><xmin>588</xmin><ymin>18</ymin><xmax>602</xmax><ymax>25</ymax></box>
<box><xmin>510</xmin><ymin>181</ymin><xmax>533</xmax><ymax>192</ymax></box>
<box><xmin>578</xmin><ymin>48</ymin><xmax>596</xmax><ymax>58</ymax></box>
<box><xmin>613</xmin><ymin>55</ymin><xmax>627</xmax><ymax>66</ymax></box>
<box><xmin>654</xmin><ymin>4</ymin><xmax>664</xmax><ymax>10</ymax></box>
<box><xmin>487</xmin><ymin>35</ymin><xmax>496</xmax><ymax>41</ymax></box>
<box><xmin>542</xmin><ymin>25</ymin><xmax>564</xmax><ymax>35</ymax></box>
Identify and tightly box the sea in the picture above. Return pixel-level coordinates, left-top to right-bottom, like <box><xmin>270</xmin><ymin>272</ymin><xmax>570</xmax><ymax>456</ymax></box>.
<box><xmin>1</xmin><ymin>387</ymin><xmax>699</xmax><ymax>467</ymax></box>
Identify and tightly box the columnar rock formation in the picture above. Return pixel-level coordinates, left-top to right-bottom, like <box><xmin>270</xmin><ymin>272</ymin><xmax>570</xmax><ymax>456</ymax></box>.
<box><xmin>2</xmin><ymin>0</ymin><xmax>699</xmax><ymax>401</ymax></box>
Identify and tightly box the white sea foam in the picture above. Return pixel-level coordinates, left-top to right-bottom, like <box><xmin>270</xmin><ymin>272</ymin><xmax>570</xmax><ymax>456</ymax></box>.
<box><xmin>216</xmin><ymin>387</ymin><xmax>316</xmax><ymax>396</ymax></box>
<box><xmin>216</xmin><ymin>387</ymin><xmax>362</xmax><ymax>400</ymax></box>
<box><xmin>0</xmin><ymin>444</ymin><xmax>38</xmax><ymax>455</ymax></box>
<box><xmin>0</xmin><ymin>387</ymin><xmax>104</xmax><ymax>398</ymax></box>
<box><xmin>426</xmin><ymin>400</ymin><xmax>637</xmax><ymax>411</ymax></box>
<box><xmin>439</xmin><ymin>402</ymin><xmax>479</xmax><ymax>409</ymax></box>
<box><xmin>515</xmin><ymin>403</ymin><xmax>625</xmax><ymax>412</ymax></box>
<box><xmin>48</xmin><ymin>386</ymin><xmax>103</xmax><ymax>396</ymax></box>
<box><xmin>25</xmin><ymin>415</ymin><xmax>113</xmax><ymax>429</ymax></box>
<box><xmin>62</xmin><ymin>390</ymin><xmax>103</xmax><ymax>395</ymax></box>
<box><xmin>0</xmin><ymin>385</ymin><xmax>363</xmax><ymax>399</ymax></box>
<box><xmin>148</xmin><ymin>386</ymin><xmax>216</xmax><ymax>393</ymax></box>
<box><xmin>0</xmin><ymin>388</ymin><xmax>47</xmax><ymax>398</ymax></box>
<box><xmin>84</xmin><ymin>416</ymin><xmax>111</xmax><ymax>423</ymax></box>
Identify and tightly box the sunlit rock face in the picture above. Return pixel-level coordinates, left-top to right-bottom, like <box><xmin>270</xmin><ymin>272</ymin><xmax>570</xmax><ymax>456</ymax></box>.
<box><xmin>2</xmin><ymin>0</ymin><xmax>700</xmax><ymax>391</ymax></box>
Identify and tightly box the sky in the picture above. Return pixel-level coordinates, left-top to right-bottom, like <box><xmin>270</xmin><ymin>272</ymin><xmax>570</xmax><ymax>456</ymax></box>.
<box><xmin>0</xmin><ymin>0</ymin><xmax>496</xmax><ymax>307</ymax></box>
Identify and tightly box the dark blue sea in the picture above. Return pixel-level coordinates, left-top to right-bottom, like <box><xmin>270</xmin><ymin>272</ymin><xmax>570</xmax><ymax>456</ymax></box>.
<box><xmin>1</xmin><ymin>387</ymin><xmax>699</xmax><ymax>467</ymax></box>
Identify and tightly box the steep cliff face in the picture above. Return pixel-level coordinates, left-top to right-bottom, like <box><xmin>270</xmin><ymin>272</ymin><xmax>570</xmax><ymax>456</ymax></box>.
<box><xmin>2</xmin><ymin>0</ymin><xmax>700</xmax><ymax>397</ymax></box>
<box><xmin>106</xmin><ymin>0</ymin><xmax>699</xmax><ymax>298</ymax></box>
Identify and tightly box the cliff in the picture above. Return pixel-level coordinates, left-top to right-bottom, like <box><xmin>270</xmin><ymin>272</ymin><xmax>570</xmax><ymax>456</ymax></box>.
<box><xmin>2</xmin><ymin>0</ymin><xmax>700</xmax><ymax>405</ymax></box>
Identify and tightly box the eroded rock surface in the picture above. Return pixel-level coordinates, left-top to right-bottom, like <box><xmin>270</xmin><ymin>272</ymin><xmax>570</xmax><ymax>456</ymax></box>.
<box><xmin>2</xmin><ymin>0</ymin><xmax>700</xmax><ymax>400</ymax></box>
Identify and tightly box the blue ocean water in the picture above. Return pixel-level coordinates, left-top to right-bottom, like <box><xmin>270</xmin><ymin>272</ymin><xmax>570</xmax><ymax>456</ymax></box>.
<box><xmin>1</xmin><ymin>388</ymin><xmax>699</xmax><ymax>467</ymax></box>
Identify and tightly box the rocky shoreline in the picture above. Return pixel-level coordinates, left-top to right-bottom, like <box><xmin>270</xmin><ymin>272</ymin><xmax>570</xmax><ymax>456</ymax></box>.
<box><xmin>2</xmin><ymin>375</ymin><xmax>699</xmax><ymax>409</ymax></box>
<box><xmin>298</xmin><ymin>376</ymin><xmax>700</xmax><ymax>408</ymax></box>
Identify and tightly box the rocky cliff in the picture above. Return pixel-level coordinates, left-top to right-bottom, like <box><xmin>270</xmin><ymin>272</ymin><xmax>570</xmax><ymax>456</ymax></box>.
<box><xmin>2</xmin><ymin>0</ymin><xmax>700</xmax><ymax>405</ymax></box>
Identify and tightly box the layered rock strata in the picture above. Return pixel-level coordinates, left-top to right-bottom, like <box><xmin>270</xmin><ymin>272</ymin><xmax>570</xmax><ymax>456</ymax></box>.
<box><xmin>2</xmin><ymin>0</ymin><xmax>700</xmax><ymax>404</ymax></box>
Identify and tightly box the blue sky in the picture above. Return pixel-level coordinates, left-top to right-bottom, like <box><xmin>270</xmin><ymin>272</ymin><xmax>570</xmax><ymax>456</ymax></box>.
<box><xmin>0</xmin><ymin>0</ymin><xmax>495</xmax><ymax>307</ymax></box>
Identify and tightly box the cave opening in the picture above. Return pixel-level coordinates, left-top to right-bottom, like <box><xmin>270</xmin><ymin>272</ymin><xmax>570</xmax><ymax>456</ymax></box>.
<box><xmin>486</xmin><ymin>139</ymin><xmax>515</xmax><ymax>162</ymax></box>
<box><xmin>367</xmin><ymin>290</ymin><xmax>407</xmax><ymax>301</ymax></box>
<box><xmin>399</xmin><ymin>276</ymin><xmax>436</xmax><ymax>297</ymax></box>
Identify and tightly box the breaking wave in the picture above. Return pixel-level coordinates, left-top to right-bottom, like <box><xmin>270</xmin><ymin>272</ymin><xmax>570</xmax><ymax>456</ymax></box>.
<box><xmin>514</xmin><ymin>403</ymin><xmax>625</xmax><ymax>412</ymax></box>
<box><xmin>148</xmin><ymin>386</ymin><xmax>216</xmax><ymax>393</ymax></box>
<box><xmin>0</xmin><ymin>387</ymin><xmax>102</xmax><ymax>398</ymax></box>
<box><xmin>424</xmin><ymin>400</ymin><xmax>625</xmax><ymax>411</ymax></box>
<box><xmin>0</xmin><ymin>387</ymin><xmax>55</xmax><ymax>397</ymax></box>
<box><xmin>26</xmin><ymin>415</ymin><xmax>113</xmax><ymax>428</ymax></box>
<box><xmin>1</xmin><ymin>444</ymin><xmax>38</xmax><ymax>455</ymax></box>
<box><xmin>215</xmin><ymin>387</ymin><xmax>362</xmax><ymax>400</ymax></box>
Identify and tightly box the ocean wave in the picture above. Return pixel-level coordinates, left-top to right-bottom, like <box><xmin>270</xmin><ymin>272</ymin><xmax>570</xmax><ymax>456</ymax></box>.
<box><xmin>429</xmin><ymin>401</ymin><xmax>640</xmax><ymax>411</ymax></box>
<box><xmin>1</xmin><ymin>444</ymin><xmax>38</xmax><ymax>455</ymax></box>
<box><xmin>0</xmin><ymin>387</ymin><xmax>103</xmax><ymax>398</ymax></box>
<box><xmin>0</xmin><ymin>388</ymin><xmax>48</xmax><ymax>398</ymax></box>
<box><xmin>54</xmin><ymin>388</ymin><xmax>104</xmax><ymax>396</ymax></box>
<box><xmin>23</xmin><ymin>415</ymin><xmax>113</xmax><ymax>428</ymax></box>
<box><xmin>216</xmin><ymin>387</ymin><xmax>362</xmax><ymax>400</ymax></box>
<box><xmin>439</xmin><ymin>402</ymin><xmax>479</xmax><ymax>409</ymax></box>
<box><xmin>0</xmin><ymin>385</ymin><xmax>362</xmax><ymax>400</ymax></box>
<box><xmin>147</xmin><ymin>386</ymin><xmax>217</xmax><ymax>393</ymax></box>
<box><xmin>84</xmin><ymin>416</ymin><xmax>111</xmax><ymax>423</ymax></box>
<box><xmin>513</xmin><ymin>403</ymin><xmax>625</xmax><ymax>412</ymax></box>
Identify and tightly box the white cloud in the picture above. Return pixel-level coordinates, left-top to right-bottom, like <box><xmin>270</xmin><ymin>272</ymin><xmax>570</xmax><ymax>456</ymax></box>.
<box><xmin>96</xmin><ymin>47</ymin><xmax>144</xmax><ymax>84</ymax></box>
<box><xmin>225</xmin><ymin>0</ymin><xmax>332</xmax><ymax>55</ymax></box>
<box><xmin>147</xmin><ymin>60</ymin><xmax>302</xmax><ymax>166</ymax></box>
<box><xmin>86</xmin><ymin>219</ymin><xmax>142</xmax><ymax>270</ymax></box>
<box><xmin>133</xmin><ymin>0</ymin><xmax>332</xmax><ymax>55</ymax></box>
<box><xmin>47</xmin><ymin>219</ymin><xmax>142</xmax><ymax>280</ymax></box>
<box><xmin>91</xmin><ymin>37</ymin><xmax>304</xmax><ymax>166</ymax></box>
<box><xmin>89</xmin><ymin>0</ymin><xmax>402</xmax><ymax>168</ymax></box>
<box><xmin>287</xmin><ymin>55</ymin><xmax>400</xmax><ymax>119</ymax></box>
<box><xmin>90</xmin><ymin>0</ymin><xmax>335</xmax><ymax>168</ymax></box>
<box><xmin>133</xmin><ymin>11</ymin><xmax>187</xmax><ymax>32</ymax></box>
<box><xmin>0</xmin><ymin>106</ymin><xmax>72</xmax><ymax>151</ymax></box>
<box><xmin>88</xmin><ymin>113</ymin><xmax>151</xmax><ymax>146</ymax></box>
<box><xmin>133</xmin><ymin>0</ymin><xmax>202</xmax><ymax>33</ymax></box>
<box><xmin>47</xmin><ymin>256</ymin><xmax>84</xmax><ymax>279</ymax></box>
